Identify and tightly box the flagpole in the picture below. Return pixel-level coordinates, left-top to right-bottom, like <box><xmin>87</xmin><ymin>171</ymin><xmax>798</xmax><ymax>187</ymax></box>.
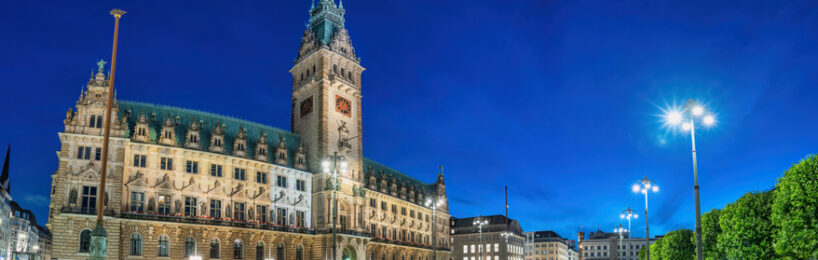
<box><xmin>90</xmin><ymin>9</ymin><xmax>126</xmax><ymax>260</ymax></box>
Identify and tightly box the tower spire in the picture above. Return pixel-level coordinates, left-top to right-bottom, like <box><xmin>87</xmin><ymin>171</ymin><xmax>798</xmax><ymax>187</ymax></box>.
<box><xmin>1</xmin><ymin>145</ymin><xmax>9</xmax><ymax>193</ymax></box>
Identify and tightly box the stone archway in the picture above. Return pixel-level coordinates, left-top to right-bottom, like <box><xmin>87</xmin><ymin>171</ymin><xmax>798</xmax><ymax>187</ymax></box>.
<box><xmin>343</xmin><ymin>245</ymin><xmax>358</xmax><ymax>260</ymax></box>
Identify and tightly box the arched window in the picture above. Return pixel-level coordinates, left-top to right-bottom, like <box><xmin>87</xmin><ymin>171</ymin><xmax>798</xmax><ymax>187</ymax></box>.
<box><xmin>234</xmin><ymin>239</ymin><xmax>244</xmax><ymax>259</ymax></box>
<box><xmin>256</xmin><ymin>241</ymin><xmax>265</xmax><ymax>260</ymax></box>
<box><xmin>296</xmin><ymin>245</ymin><xmax>304</xmax><ymax>260</ymax></box>
<box><xmin>158</xmin><ymin>235</ymin><xmax>169</xmax><ymax>256</ymax></box>
<box><xmin>184</xmin><ymin>237</ymin><xmax>196</xmax><ymax>257</ymax></box>
<box><xmin>210</xmin><ymin>238</ymin><xmax>220</xmax><ymax>258</ymax></box>
<box><xmin>130</xmin><ymin>233</ymin><xmax>143</xmax><ymax>256</ymax></box>
<box><xmin>96</xmin><ymin>115</ymin><xmax>102</xmax><ymax>128</ymax></box>
<box><xmin>276</xmin><ymin>243</ymin><xmax>285</xmax><ymax>260</ymax></box>
<box><xmin>78</xmin><ymin>229</ymin><xmax>91</xmax><ymax>253</ymax></box>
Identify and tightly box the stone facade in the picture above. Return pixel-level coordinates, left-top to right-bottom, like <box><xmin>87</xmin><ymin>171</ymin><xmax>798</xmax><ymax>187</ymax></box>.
<box><xmin>451</xmin><ymin>216</ymin><xmax>525</xmax><ymax>260</ymax></box>
<box><xmin>523</xmin><ymin>231</ymin><xmax>577</xmax><ymax>260</ymax></box>
<box><xmin>577</xmin><ymin>231</ymin><xmax>655</xmax><ymax>260</ymax></box>
<box><xmin>46</xmin><ymin>1</ymin><xmax>450</xmax><ymax>259</ymax></box>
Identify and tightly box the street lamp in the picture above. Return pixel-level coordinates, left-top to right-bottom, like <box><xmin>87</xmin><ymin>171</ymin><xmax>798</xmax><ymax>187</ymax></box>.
<box><xmin>633</xmin><ymin>176</ymin><xmax>658</xmax><ymax>260</ymax></box>
<box><xmin>473</xmin><ymin>216</ymin><xmax>489</xmax><ymax>260</ymax></box>
<box><xmin>426</xmin><ymin>196</ymin><xmax>444</xmax><ymax>260</ymax></box>
<box><xmin>620</xmin><ymin>207</ymin><xmax>638</xmax><ymax>239</ymax></box>
<box><xmin>322</xmin><ymin>152</ymin><xmax>348</xmax><ymax>260</ymax></box>
<box><xmin>614</xmin><ymin>224</ymin><xmax>627</xmax><ymax>259</ymax></box>
<box><xmin>663</xmin><ymin>99</ymin><xmax>716</xmax><ymax>260</ymax></box>
<box><xmin>501</xmin><ymin>231</ymin><xmax>513</xmax><ymax>260</ymax></box>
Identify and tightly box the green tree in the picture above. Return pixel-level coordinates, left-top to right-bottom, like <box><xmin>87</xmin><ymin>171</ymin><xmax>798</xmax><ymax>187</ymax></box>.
<box><xmin>649</xmin><ymin>237</ymin><xmax>664</xmax><ymax>260</ymax></box>
<box><xmin>718</xmin><ymin>191</ymin><xmax>776</xmax><ymax>259</ymax></box>
<box><xmin>638</xmin><ymin>246</ymin><xmax>647</xmax><ymax>260</ymax></box>
<box><xmin>662</xmin><ymin>229</ymin><xmax>695</xmax><ymax>260</ymax></box>
<box><xmin>692</xmin><ymin>209</ymin><xmax>724</xmax><ymax>260</ymax></box>
<box><xmin>772</xmin><ymin>154</ymin><xmax>818</xmax><ymax>259</ymax></box>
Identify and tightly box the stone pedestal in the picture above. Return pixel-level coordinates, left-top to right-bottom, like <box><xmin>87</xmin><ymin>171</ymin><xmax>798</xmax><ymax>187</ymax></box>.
<box><xmin>89</xmin><ymin>222</ymin><xmax>108</xmax><ymax>260</ymax></box>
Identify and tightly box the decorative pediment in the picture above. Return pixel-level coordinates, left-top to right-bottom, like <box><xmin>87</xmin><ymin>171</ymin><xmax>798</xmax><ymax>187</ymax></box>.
<box><xmin>273</xmin><ymin>191</ymin><xmax>286</xmax><ymax>203</ymax></box>
<box><xmin>252</xmin><ymin>187</ymin><xmax>271</xmax><ymax>203</ymax></box>
<box><xmin>153</xmin><ymin>173</ymin><xmax>174</xmax><ymax>191</ymax></box>
<box><xmin>126</xmin><ymin>172</ymin><xmax>146</xmax><ymax>186</ymax></box>
<box><xmin>230</xmin><ymin>184</ymin><xmax>248</xmax><ymax>199</ymax></box>
<box><xmin>206</xmin><ymin>180</ymin><xmax>227</xmax><ymax>196</ymax></box>
<box><xmin>74</xmin><ymin>167</ymin><xmax>104</xmax><ymax>182</ymax></box>
<box><xmin>293</xmin><ymin>194</ymin><xmax>305</xmax><ymax>206</ymax></box>
<box><xmin>180</xmin><ymin>177</ymin><xmax>203</xmax><ymax>193</ymax></box>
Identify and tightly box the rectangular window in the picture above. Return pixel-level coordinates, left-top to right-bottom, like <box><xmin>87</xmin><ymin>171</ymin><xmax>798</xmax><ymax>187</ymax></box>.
<box><xmin>494</xmin><ymin>243</ymin><xmax>499</xmax><ymax>252</ymax></box>
<box><xmin>133</xmin><ymin>154</ymin><xmax>146</xmax><ymax>168</ymax></box>
<box><xmin>130</xmin><ymin>192</ymin><xmax>145</xmax><ymax>212</ymax></box>
<box><xmin>256</xmin><ymin>172</ymin><xmax>267</xmax><ymax>184</ymax></box>
<box><xmin>210</xmin><ymin>164</ymin><xmax>223</xmax><ymax>177</ymax></box>
<box><xmin>81</xmin><ymin>186</ymin><xmax>97</xmax><ymax>213</ymax></box>
<box><xmin>369</xmin><ymin>198</ymin><xmax>376</xmax><ymax>207</ymax></box>
<box><xmin>157</xmin><ymin>194</ymin><xmax>171</xmax><ymax>214</ymax></box>
<box><xmin>234</xmin><ymin>202</ymin><xmax>246</xmax><ymax>221</ymax></box>
<box><xmin>209</xmin><ymin>199</ymin><xmax>221</xmax><ymax>219</ymax></box>
<box><xmin>276</xmin><ymin>175</ymin><xmax>287</xmax><ymax>188</ymax></box>
<box><xmin>410</xmin><ymin>210</ymin><xmax>414</xmax><ymax>218</ymax></box>
<box><xmin>234</xmin><ymin>168</ymin><xmax>246</xmax><ymax>180</ymax></box>
<box><xmin>296</xmin><ymin>179</ymin><xmax>306</xmax><ymax>191</ymax></box>
<box><xmin>401</xmin><ymin>207</ymin><xmax>406</xmax><ymax>215</ymax></box>
<box><xmin>257</xmin><ymin>205</ymin><xmax>268</xmax><ymax>223</ymax></box>
<box><xmin>77</xmin><ymin>146</ymin><xmax>92</xmax><ymax>160</ymax></box>
<box><xmin>95</xmin><ymin>148</ymin><xmax>101</xmax><ymax>161</ymax></box>
<box><xmin>161</xmin><ymin>157</ymin><xmax>173</xmax><ymax>170</ymax></box>
<box><xmin>463</xmin><ymin>245</ymin><xmax>468</xmax><ymax>253</ymax></box>
<box><xmin>184</xmin><ymin>197</ymin><xmax>197</xmax><ymax>216</ymax></box>
<box><xmin>186</xmin><ymin>161</ymin><xmax>198</xmax><ymax>174</ymax></box>
<box><xmin>381</xmin><ymin>201</ymin><xmax>387</xmax><ymax>211</ymax></box>
<box><xmin>276</xmin><ymin>208</ymin><xmax>287</xmax><ymax>225</ymax></box>
<box><xmin>296</xmin><ymin>210</ymin><xmax>305</xmax><ymax>227</ymax></box>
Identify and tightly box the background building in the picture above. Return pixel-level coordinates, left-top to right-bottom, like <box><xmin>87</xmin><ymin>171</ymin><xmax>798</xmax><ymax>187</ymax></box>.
<box><xmin>1</xmin><ymin>146</ymin><xmax>13</xmax><ymax>260</ymax></box>
<box><xmin>577</xmin><ymin>230</ymin><xmax>656</xmax><ymax>260</ymax></box>
<box><xmin>451</xmin><ymin>215</ymin><xmax>525</xmax><ymax>260</ymax></box>
<box><xmin>524</xmin><ymin>231</ymin><xmax>576</xmax><ymax>260</ymax></box>
<box><xmin>46</xmin><ymin>1</ymin><xmax>451</xmax><ymax>259</ymax></box>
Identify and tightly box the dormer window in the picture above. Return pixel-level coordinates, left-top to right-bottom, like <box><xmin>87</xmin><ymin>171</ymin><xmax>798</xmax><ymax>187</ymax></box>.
<box><xmin>214</xmin><ymin>138</ymin><xmax>222</xmax><ymax>147</ymax></box>
<box><xmin>163</xmin><ymin>130</ymin><xmax>173</xmax><ymax>139</ymax></box>
<box><xmin>189</xmin><ymin>134</ymin><xmax>197</xmax><ymax>143</ymax></box>
<box><xmin>259</xmin><ymin>148</ymin><xmax>266</xmax><ymax>156</ymax></box>
<box><xmin>236</xmin><ymin>143</ymin><xmax>245</xmax><ymax>152</ymax></box>
<box><xmin>137</xmin><ymin>127</ymin><xmax>146</xmax><ymax>136</ymax></box>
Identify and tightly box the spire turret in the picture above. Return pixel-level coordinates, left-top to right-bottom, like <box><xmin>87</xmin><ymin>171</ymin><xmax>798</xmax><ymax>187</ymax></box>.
<box><xmin>1</xmin><ymin>145</ymin><xmax>10</xmax><ymax>193</ymax></box>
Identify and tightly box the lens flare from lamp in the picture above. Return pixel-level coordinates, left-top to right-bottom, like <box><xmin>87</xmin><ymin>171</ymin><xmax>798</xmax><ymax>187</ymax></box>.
<box><xmin>321</xmin><ymin>160</ymin><xmax>330</xmax><ymax>171</ymax></box>
<box><xmin>666</xmin><ymin>111</ymin><xmax>683</xmax><ymax>125</ymax></box>
<box><xmin>703</xmin><ymin>115</ymin><xmax>715</xmax><ymax>126</ymax></box>
<box><xmin>340</xmin><ymin>161</ymin><xmax>349</xmax><ymax>169</ymax></box>
<box><xmin>692</xmin><ymin>106</ymin><xmax>704</xmax><ymax>116</ymax></box>
<box><xmin>652</xmin><ymin>186</ymin><xmax>659</xmax><ymax>192</ymax></box>
<box><xmin>633</xmin><ymin>214</ymin><xmax>638</xmax><ymax>218</ymax></box>
<box><xmin>620</xmin><ymin>214</ymin><xmax>625</xmax><ymax>219</ymax></box>
<box><xmin>682</xmin><ymin>122</ymin><xmax>692</xmax><ymax>130</ymax></box>
<box><xmin>632</xmin><ymin>184</ymin><xmax>640</xmax><ymax>193</ymax></box>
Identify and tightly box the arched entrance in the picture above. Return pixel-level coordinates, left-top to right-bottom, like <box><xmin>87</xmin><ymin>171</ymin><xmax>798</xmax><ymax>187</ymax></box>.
<box><xmin>342</xmin><ymin>246</ymin><xmax>357</xmax><ymax>260</ymax></box>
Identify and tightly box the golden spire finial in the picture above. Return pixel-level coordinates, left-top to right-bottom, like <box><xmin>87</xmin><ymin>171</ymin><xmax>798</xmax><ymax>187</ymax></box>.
<box><xmin>110</xmin><ymin>9</ymin><xmax>126</xmax><ymax>18</ymax></box>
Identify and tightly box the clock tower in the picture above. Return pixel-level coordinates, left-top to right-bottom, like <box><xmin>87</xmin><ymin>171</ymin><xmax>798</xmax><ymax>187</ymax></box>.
<box><xmin>290</xmin><ymin>0</ymin><xmax>366</xmax><ymax>231</ymax></box>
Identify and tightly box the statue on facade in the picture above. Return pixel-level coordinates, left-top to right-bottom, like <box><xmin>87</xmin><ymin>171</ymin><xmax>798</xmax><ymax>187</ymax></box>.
<box><xmin>174</xmin><ymin>200</ymin><xmax>182</xmax><ymax>214</ymax></box>
<box><xmin>96</xmin><ymin>59</ymin><xmax>107</xmax><ymax>72</ymax></box>
<box><xmin>69</xmin><ymin>188</ymin><xmax>78</xmax><ymax>205</ymax></box>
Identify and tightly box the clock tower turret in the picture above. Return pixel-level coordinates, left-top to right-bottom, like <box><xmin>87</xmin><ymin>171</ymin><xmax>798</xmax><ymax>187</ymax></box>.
<box><xmin>290</xmin><ymin>0</ymin><xmax>366</xmax><ymax>231</ymax></box>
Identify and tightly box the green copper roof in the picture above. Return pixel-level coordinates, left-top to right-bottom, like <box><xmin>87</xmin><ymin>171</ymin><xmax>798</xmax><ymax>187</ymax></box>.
<box><xmin>309</xmin><ymin>0</ymin><xmax>345</xmax><ymax>45</ymax></box>
<box><xmin>118</xmin><ymin>101</ymin><xmax>303</xmax><ymax>169</ymax></box>
<box><xmin>363</xmin><ymin>157</ymin><xmax>436</xmax><ymax>195</ymax></box>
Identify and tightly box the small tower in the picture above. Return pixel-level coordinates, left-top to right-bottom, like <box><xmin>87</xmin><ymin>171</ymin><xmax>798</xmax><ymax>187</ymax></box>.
<box><xmin>64</xmin><ymin>60</ymin><xmax>126</xmax><ymax>137</ymax></box>
<box><xmin>274</xmin><ymin>136</ymin><xmax>289</xmax><ymax>165</ymax></box>
<box><xmin>294</xmin><ymin>142</ymin><xmax>307</xmax><ymax>170</ymax></box>
<box><xmin>131</xmin><ymin>112</ymin><xmax>151</xmax><ymax>143</ymax></box>
<box><xmin>157</xmin><ymin>115</ymin><xmax>178</xmax><ymax>146</ymax></box>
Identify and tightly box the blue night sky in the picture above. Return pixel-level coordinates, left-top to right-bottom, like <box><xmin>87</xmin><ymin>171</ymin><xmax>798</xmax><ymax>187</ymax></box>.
<box><xmin>3</xmin><ymin>0</ymin><xmax>817</xmax><ymax>239</ymax></box>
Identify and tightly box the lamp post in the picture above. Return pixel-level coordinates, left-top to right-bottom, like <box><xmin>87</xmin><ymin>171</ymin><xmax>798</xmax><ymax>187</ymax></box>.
<box><xmin>89</xmin><ymin>9</ymin><xmax>126</xmax><ymax>260</ymax></box>
<box><xmin>632</xmin><ymin>176</ymin><xmax>658</xmax><ymax>260</ymax></box>
<box><xmin>614</xmin><ymin>224</ymin><xmax>627</xmax><ymax>260</ymax></box>
<box><xmin>426</xmin><ymin>196</ymin><xmax>443</xmax><ymax>260</ymax></box>
<box><xmin>501</xmin><ymin>231</ymin><xmax>512</xmax><ymax>260</ymax></box>
<box><xmin>322</xmin><ymin>152</ymin><xmax>348</xmax><ymax>260</ymax></box>
<box><xmin>664</xmin><ymin>99</ymin><xmax>716</xmax><ymax>260</ymax></box>
<box><xmin>473</xmin><ymin>216</ymin><xmax>488</xmax><ymax>260</ymax></box>
<box><xmin>620</xmin><ymin>207</ymin><xmax>637</xmax><ymax>239</ymax></box>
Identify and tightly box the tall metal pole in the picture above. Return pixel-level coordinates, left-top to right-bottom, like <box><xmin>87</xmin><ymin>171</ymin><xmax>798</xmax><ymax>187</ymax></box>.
<box><xmin>332</xmin><ymin>152</ymin><xmax>338</xmax><ymax>260</ymax></box>
<box><xmin>689</xmin><ymin>113</ymin><xmax>704</xmax><ymax>260</ymax></box>
<box><xmin>644</xmin><ymin>188</ymin><xmax>650</xmax><ymax>260</ymax></box>
<box><xmin>90</xmin><ymin>9</ymin><xmax>125</xmax><ymax>260</ymax></box>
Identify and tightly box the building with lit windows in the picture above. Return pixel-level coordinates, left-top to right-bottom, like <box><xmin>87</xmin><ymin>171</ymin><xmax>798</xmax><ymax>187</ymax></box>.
<box><xmin>0</xmin><ymin>147</ymin><xmax>13</xmax><ymax>260</ymax></box>
<box><xmin>577</xmin><ymin>230</ymin><xmax>656</xmax><ymax>260</ymax></box>
<box><xmin>46</xmin><ymin>1</ymin><xmax>451</xmax><ymax>259</ymax></box>
<box><xmin>523</xmin><ymin>231</ymin><xmax>576</xmax><ymax>260</ymax></box>
<box><xmin>450</xmin><ymin>215</ymin><xmax>525</xmax><ymax>260</ymax></box>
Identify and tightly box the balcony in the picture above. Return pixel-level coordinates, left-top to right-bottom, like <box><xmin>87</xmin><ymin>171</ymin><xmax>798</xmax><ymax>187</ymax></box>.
<box><xmin>119</xmin><ymin>211</ymin><xmax>315</xmax><ymax>234</ymax></box>
<box><xmin>369</xmin><ymin>236</ymin><xmax>451</xmax><ymax>252</ymax></box>
<box><xmin>59</xmin><ymin>207</ymin><xmax>114</xmax><ymax>216</ymax></box>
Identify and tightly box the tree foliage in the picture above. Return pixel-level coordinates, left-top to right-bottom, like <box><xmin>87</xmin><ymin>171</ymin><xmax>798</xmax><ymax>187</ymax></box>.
<box><xmin>649</xmin><ymin>237</ymin><xmax>663</xmax><ymax>260</ymax></box>
<box><xmin>638</xmin><ymin>245</ymin><xmax>647</xmax><ymax>260</ymax></box>
<box><xmin>662</xmin><ymin>229</ymin><xmax>695</xmax><ymax>260</ymax></box>
<box><xmin>692</xmin><ymin>209</ymin><xmax>724</xmax><ymax>260</ymax></box>
<box><xmin>718</xmin><ymin>191</ymin><xmax>776</xmax><ymax>259</ymax></box>
<box><xmin>772</xmin><ymin>154</ymin><xmax>818</xmax><ymax>259</ymax></box>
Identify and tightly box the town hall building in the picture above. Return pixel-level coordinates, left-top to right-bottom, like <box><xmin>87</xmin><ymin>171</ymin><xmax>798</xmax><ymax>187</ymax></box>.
<box><xmin>46</xmin><ymin>1</ymin><xmax>451</xmax><ymax>259</ymax></box>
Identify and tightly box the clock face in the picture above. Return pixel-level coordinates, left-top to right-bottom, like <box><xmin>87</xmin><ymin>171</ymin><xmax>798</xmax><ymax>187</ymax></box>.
<box><xmin>300</xmin><ymin>96</ymin><xmax>313</xmax><ymax>118</ymax></box>
<box><xmin>335</xmin><ymin>95</ymin><xmax>351</xmax><ymax>116</ymax></box>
